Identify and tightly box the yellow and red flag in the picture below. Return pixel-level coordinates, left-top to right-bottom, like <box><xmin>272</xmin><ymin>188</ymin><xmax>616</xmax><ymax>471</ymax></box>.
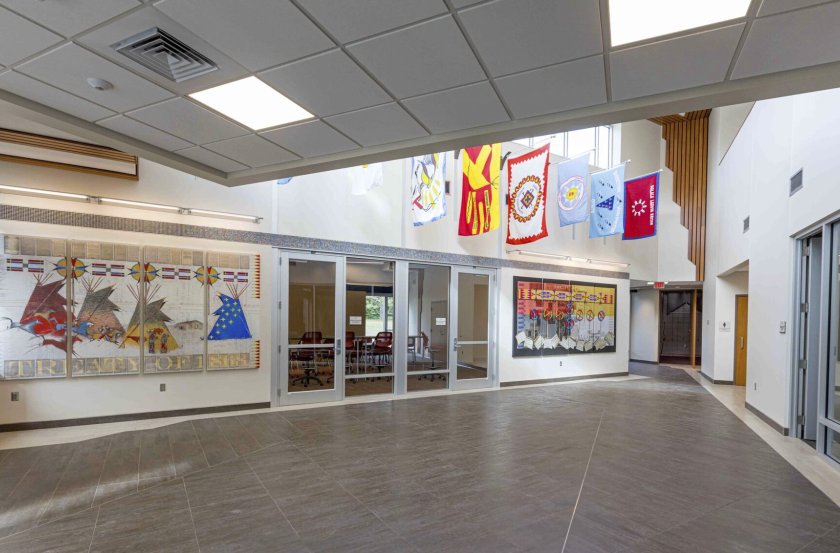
<box><xmin>459</xmin><ymin>143</ymin><xmax>501</xmax><ymax>236</ymax></box>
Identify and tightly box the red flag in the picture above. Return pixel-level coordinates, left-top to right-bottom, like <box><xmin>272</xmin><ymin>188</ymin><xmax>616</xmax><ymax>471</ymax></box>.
<box><xmin>622</xmin><ymin>173</ymin><xmax>659</xmax><ymax>240</ymax></box>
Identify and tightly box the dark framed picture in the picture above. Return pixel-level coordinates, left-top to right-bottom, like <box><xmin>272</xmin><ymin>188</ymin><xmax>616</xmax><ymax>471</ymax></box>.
<box><xmin>512</xmin><ymin>276</ymin><xmax>617</xmax><ymax>358</ymax></box>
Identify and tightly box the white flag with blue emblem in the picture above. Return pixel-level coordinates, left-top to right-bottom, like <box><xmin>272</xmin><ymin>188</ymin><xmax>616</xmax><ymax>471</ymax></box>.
<box><xmin>556</xmin><ymin>153</ymin><xmax>591</xmax><ymax>227</ymax></box>
<box><xmin>589</xmin><ymin>164</ymin><xmax>626</xmax><ymax>238</ymax></box>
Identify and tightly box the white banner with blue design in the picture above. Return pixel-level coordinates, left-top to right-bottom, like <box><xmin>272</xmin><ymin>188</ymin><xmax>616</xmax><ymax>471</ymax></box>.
<box><xmin>556</xmin><ymin>153</ymin><xmax>591</xmax><ymax>227</ymax></box>
<box><xmin>589</xmin><ymin>163</ymin><xmax>626</xmax><ymax>238</ymax></box>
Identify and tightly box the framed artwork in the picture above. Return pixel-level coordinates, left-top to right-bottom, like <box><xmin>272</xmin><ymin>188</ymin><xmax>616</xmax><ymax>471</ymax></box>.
<box><xmin>206</xmin><ymin>251</ymin><xmax>261</xmax><ymax>370</ymax></box>
<box><xmin>0</xmin><ymin>235</ymin><xmax>69</xmax><ymax>379</ymax></box>
<box><xmin>141</xmin><ymin>247</ymin><xmax>206</xmax><ymax>374</ymax></box>
<box><xmin>69</xmin><ymin>240</ymin><xmax>142</xmax><ymax>376</ymax></box>
<box><xmin>513</xmin><ymin>276</ymin><xmax>616</xmax><ymax>357</ymax></box>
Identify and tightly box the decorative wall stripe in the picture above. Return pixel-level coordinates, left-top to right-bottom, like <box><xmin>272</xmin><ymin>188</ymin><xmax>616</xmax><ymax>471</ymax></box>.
<box><xmin>0</xmin><ymin>204</ymin><xmax>629</xmax><ymax>280</ymax></box>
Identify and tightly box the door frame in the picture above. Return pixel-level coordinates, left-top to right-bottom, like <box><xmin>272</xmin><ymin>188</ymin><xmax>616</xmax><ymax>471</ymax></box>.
<box><xmin>450</xmin><ymin>266</ymin><xmax>498</xmax><ymax>392</ymax></box>
<box><xmin>733</xmin><ymin>294</ymin><xmax>748</xmax><ymax>387</ymax></box>
<box><xmin>277</xmin><ymin>251</ymin><xmax>345</xmax><ymax>405</ymax></box>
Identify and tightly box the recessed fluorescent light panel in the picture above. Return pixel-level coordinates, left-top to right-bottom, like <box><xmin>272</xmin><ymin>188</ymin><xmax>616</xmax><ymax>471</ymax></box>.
<box><xmin>609</xmin><ymin>0</ymin><xmax>751</xmax><ymax>47</ymax></box>
<box><xmin>190</xmin><ymin>76</ymin><xmax>312</xmax><ymax>130</ymax></box>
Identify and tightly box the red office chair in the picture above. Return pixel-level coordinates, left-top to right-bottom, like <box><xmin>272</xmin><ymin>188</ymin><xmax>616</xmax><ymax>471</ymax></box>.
<box><xmin>371</xmin><ymin>331</ymin><xmax>393</xmax><ymax>371</ymax></box>
<box><xmin>292</xmin><ymin>331</ymin><xmax>323</xmax><ymax>387</ymax></box>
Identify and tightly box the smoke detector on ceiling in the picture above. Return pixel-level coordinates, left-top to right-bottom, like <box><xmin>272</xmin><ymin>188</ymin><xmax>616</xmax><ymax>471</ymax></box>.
<box><xmin>111</xmin><ymin>27</ymin><xmax>218</xmax><ymax>83</ymax></box>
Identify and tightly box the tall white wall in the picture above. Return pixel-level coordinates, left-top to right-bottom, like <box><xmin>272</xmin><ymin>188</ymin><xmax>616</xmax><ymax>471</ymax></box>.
<box><xmin>630</xmin><ymin>289</ymin><xmax>659</xmax><ymax>362</ymax></box>
<box><xmin>0</xmin><ymin>118</ymin><xmax>691</xmax><ymax>423</ymax></box>
<box><xmin>498</xmin><ymin>267</ymin><xmax>629</xmax><ymax>383</ymax></box>
<box><xmin>704</xmin><ymin>88</ymin><xmax>840</xmax><ymax>427</ymax></box>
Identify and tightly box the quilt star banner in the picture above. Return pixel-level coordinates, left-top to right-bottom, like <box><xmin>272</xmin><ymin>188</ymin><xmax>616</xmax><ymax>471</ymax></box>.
<box><xmin>506</xmin><ymin>144</ymin><xmax>549</xmax><ymax>245</ymax></box>
<box><xmin>589</xmin><ymin>164</ymin><xmax>626</xmax><ymax>238</ymax></box>
<box><xmin>348</xmin><ymin>163</ymin><xmax>383</xmax><ymax>195</ymax></box>
<box><xmin>557</xmin><ymin>153</ymin><xmax>591</xmax><ymax>227</ymax></box>
<box><xmin>623</xmin><ymin>172</ymin><xmax>660</xmax><ymax>240</ymax></box>
<box><xmin>410</xmin><ymin>152</ymin><xmax>447</xmax><ymax>226</ymax></box>
<box><xmin>459</xmin><ymin>143</ymin><xmax>501</xmax><ymax>236</ymax></box>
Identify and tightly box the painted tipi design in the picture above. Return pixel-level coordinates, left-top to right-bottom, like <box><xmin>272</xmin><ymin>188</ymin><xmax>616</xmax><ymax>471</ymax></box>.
<box><xmin>208</xmin><ymin>293</ymin><xmax>252</xmax><ymax>340</ymax></box>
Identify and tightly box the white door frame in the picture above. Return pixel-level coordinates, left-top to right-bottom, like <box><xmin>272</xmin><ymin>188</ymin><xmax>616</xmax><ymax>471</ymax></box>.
<box><xmin>450</xmin><ymin>266</ymin><xmax>498</xmax><ymax>391</ymax></box>
<box><xmin>277</xmin><ymin>250</ymin><xmax>345</xmax><ymax>405</ymax></box>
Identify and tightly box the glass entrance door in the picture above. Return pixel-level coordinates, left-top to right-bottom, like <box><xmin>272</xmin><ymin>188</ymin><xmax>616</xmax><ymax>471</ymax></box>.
<box><xmin>450</xmin><ymin>267</ymin><xmax>496</xmax><ymax>391</ymax></box>
<box><xmin>279</xmin><ymin>252</ymin><xmax>344</xmax><ymax>404</ymax></box>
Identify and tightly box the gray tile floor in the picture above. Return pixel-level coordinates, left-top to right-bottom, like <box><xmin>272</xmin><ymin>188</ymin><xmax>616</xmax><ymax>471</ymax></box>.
<box><xmin>0</xmin><ymin>364</ymin><xmax>838</xmax><ymax>552</ymax></box>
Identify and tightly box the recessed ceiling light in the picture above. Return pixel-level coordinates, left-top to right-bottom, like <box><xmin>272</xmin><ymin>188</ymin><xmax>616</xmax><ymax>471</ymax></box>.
<box><xmin>609</xmin><ymin>0</ymin><xmax>751</xmax><ymax>47</ymax></box>
<box><xmin>190</xmin><ymin>76</ymin><xmax>312</xmax><ymax>131</ymax></box>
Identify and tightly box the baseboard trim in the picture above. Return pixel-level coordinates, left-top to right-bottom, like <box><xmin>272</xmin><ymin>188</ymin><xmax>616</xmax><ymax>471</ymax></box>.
<box><xmin>629</xmin><ymin>359</ymin><xmax>659</xmax><ymax>365</ymax></box>
<box><xmin>0</xmin><ymin>402</ymin><xmax>271</xmax><ymax>433</ymax></box>
<box><xmin>501</xmin><ymin>372</ymin><xmax>629</xmax><ymax>388</ymax></box>
<box><xmin>745</xmin><ymin>401</ymin><xmax>789</xmax><ymax>436</ymax></box>
<box><xmin>700</xmin><ymin>371</ymin><xmax>734</xmax><ymax>385</ymax></box>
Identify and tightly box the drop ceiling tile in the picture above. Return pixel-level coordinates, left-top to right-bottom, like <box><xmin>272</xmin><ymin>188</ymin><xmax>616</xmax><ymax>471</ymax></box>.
<box><xmin>97</xmin><ymin>114</ymin><xmax>192</xmax><ymax>151</ymax></box>
<box><xmin>204</xmin><ymin>135</ymin><xmax>298</xmax><ymax>168</ymax></box>
<box><xmin>733</xmin><ymin>2</ymin><xmax>840</xmax><ymax>79</ymax></box>
<box><xmin>451</xmin><ymin>0</ymin><xmax>482</xmax><ymax>7</ymax></box>
<box><xmin>259</xmin><ymin>50</ymin><xmax>391</xmax><ymax>117</ymax></box>
<box><xmin>458</xmin><ymin>0</ymin><xmax>603</xmax><ymax>77</ymax></box>
<box><xmin>347</xmin><ymin>16</ymin><xmax>485</xmax><ymax>98</ymax></box>
<box><xmin>0</xmin><ymin>70</ymin><xmax>115</xmax><ymax>121</ymax></box>
<box><xmin>403</xmin><ymin>81</ymin><xmax>508</xmax><ymax>134</ymax></box>
<box><xmin>155</xmin><ymin>0</ymin><xmax>334</xmax><ymax>71</ymax></box>
<box><xmin>758</xmin><ymin>0</ymin><xmax>827</xmax><ymax>17</ymax></box>
<box><xmin>260</xmin><ymin>121</ymin><xmax>358</xmax><ymax>158</ymax></box>
<box><xmin>0</xmin><ymin>0</ymin><xmax>140</xmax><ymax>38</ymax></box>
<box><xmin>175</xmin><ymin>146</ymin><xmax>248</xmax><ymax>172</ymax></box>
<box><xmin>17</xmin><ymin>43</ymin><xmax>173</xmax><ymax>112</ymax></box>
<box><xmin>127</xmin><ymin>98</ymin><xmax>249</xmax><ymax>144</ymax></box>
<box><xmin>77</xmin><ymin>6</ymin><xmax>250</xmax><ymax>96</ymax></box>
<box><xmin>495</xmin><ymin>56</ymin><xmax>606</xmax><ymax>119</ymax></box>
<box><xmin>325</xmin><ymin>103</ymin><xmax>427</xmax><ymax>146</ymax></box>
<box><xmin>296</xmin><ymin>0</ymin><xmax>446</xmax><ymax>43</ymax></box>
<box><xmin>611</xmin><ymin>25</ymin><xmax>744</xmax><ymax>102</ymax></box>
<box><xmin>0</xmin><ymin>6</ymin><xmax>62</xmax><ymax>66</ymax></box>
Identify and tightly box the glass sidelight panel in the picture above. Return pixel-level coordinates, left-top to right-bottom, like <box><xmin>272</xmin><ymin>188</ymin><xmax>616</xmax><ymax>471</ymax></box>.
<box><xmin>345</xmin><ymin>258</ymin><xmax>395</xmax><ymax>396</ymax></box>
<box><xmin>406</xmin><ymin>263</ymin><xmax>450</xmax><ymax>391</ymax></box>
<box><xmin>828</xmin><ymin>223</ymin><xmax>840</xmax><ymax>423</ymax></box>
<box><xmin>455</xmin><ymin>273</ymin><xmax>490</xmax><ymax>381</ymax></box>
<box><xmin>287</xmin><ymin>259</ymin><xmax>337</xmax><ymax>393</ymax></box>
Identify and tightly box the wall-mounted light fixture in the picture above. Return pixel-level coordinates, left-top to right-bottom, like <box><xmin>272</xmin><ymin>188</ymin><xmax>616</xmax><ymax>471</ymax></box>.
<box><xmin>510</xmin><ymin>250</ymin><xmax>630</xmax><ymax>269</ymax></box>
<box><xmin>0</xmin><ymin>183</ymin><xmax>262</xmax><ymax>223</ymax></box>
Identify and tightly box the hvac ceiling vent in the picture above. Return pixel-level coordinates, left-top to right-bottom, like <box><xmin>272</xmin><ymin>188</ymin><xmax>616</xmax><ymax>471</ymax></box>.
<box><xmin>112</xmin><ymin>27</ymin><xmax>217</xmax><ymax>83</ymax></box>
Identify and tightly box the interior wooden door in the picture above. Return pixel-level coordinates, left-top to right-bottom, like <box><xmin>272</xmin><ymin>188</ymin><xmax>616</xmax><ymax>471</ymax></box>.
<box><xmin>734</xmin><ymin>295</ymin><xmax>749</xmax><ymax>386</ymax></box>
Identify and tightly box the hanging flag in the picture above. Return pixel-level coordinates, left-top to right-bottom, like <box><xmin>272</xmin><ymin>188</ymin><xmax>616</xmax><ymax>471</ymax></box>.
<box><xmin>276</xmin><ymin>177</ymin><xmax>293</xmax><ymax>185</ymax></box>
<box><xmin>623</xmin><ymin>172</ymin><xmax>659</xmax><ymax>240</ymax></box>
<box><xmin>506</xmin><ymin>144</ymin><xmax>549</xmax><ymax>245</ymax></box>
<box><xmin>589</xmin><ymin>164</ymin><xmax>626</xmax><ymax>238</ymax></box>
<box><xmin>459</xmin><ymin>144</ymin><xmax>501</xmax><ymax>236</ymax></box>
<box><xmin>410</xmin><ymin>153</ymin><xmax>447</xmax><ymax>226</ymax></box>
<box><xmin>348</xmin><ymin>163</ymin><xmax>383</xmax><ymax>195</ymax></box>
<box><xmin>556</xmin><ymin>153</ymin><xmax>591</xmax><ymax>227</ymax></box>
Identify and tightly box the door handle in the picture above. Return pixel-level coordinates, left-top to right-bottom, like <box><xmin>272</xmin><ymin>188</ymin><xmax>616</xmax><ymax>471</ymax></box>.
<box><xmin>740</xmin><ymin>337</ymin><xmax>744</xmax><ymax>350</ymax></box>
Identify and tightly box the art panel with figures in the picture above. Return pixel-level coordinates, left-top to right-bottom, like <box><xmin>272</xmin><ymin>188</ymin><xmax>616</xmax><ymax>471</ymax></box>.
<box><xmin>513</xmin><ymin>276</ymin><xmax>616</xmax><ymax>357</ymax></box>
<box><xmin>141</xmin><ymin>247</ymin><xmax>207</xmax><ymax>374</ymax></box>
<box><xmin>0</xmin><ymin>235</ymin><xmax>70</xmax><ymax>379</ymax></box>
<box><xmin>68</xmin><ymin>240</ymin><xmax>141</xmax><ymax>376</ymax></box>
<box><xmin>205</xmin><ymin>251</ymin><xmax>260</xmax><ymax>370</ymax></box>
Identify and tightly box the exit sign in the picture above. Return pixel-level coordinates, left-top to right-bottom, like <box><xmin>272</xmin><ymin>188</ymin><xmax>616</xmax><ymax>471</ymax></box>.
<box><xmin>653</xmin><ymin>281</ymin><xmax>665</xmax><ymax>289</ymax></box>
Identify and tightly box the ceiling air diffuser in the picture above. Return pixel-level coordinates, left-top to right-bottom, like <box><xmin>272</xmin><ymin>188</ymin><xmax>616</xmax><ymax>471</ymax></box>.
<box><xmin>112</xmin><ymin>27</ymin><xmax>217</xmax><ymax>83</ymax></box>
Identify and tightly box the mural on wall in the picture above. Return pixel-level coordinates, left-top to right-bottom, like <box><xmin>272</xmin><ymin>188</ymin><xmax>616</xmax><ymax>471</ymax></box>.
<box><xmin>0</xmin><ymin>235</ymin><xmax>69</xmax><ymax>379</ymax></box>
<box><xmin>141</xmin><ymin>247</ymin><xmax>206</xmax><ymax>374</ymax></box>
<box><xmin>69</xmin><ymin>240</ymin><xmax>141</xmax><ymax>376</ymax></box>
<box><xmin>0</xmin><ymin>233</ymin><xmax>261</xmax><ymax>379</ymax></box>
<box><xmin>206</xmin><ymin>251</ymin><xmax>260</xmax><ymax>370</ymax></box>
<box><xmin>513</xmin><ymin>276</ymin><xmax>616</xmax><ymax>357</ymax></box>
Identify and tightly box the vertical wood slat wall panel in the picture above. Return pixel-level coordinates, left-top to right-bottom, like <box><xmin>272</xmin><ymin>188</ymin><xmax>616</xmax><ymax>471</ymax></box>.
<box><xmin>651</xmin><ymin>110</ymin><xmax>710</xmax><ymax>281</ymax></box>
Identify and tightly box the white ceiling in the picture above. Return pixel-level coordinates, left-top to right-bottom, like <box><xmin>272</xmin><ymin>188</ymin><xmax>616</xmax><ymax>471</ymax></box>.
<box><xmin>1</xmin><ymin>0</ymin><xmax>840</xmax><ymax>186</ymax></box>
